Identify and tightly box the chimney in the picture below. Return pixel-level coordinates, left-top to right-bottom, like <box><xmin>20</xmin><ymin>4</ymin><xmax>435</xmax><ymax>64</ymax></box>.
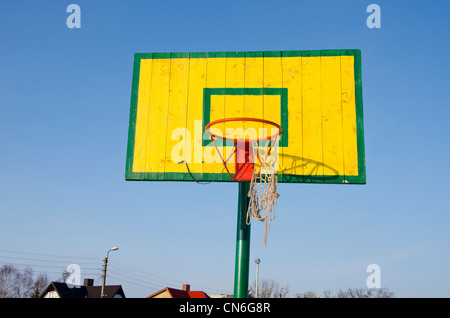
<box><xmin>84</xmin><ymin>278</ymin><xmax>94</xmax><ymax>287</ymax></box>
<box><xmin>182</xmin><ymin>283</ymin><xmax>190</xmax><ymax>292</ymax></box>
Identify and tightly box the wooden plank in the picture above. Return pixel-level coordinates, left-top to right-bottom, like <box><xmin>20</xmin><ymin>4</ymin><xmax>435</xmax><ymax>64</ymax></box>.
<box><xmin>203</xmin><ymin>53</ymin><xmax>227</xmax><ymax>179</ymax></box>
<box><xmin>243</xmin><ymin>52</ymin><xmax>264</xmax><ymax>176</ymax></box>
<box><xmin>263</xmin><ymin>52</ymin><xmax>283</xmax><ymax>178</ymax></box>
<box><xmin>281</xmin><ymin>54</ymin><xmax>302</xmax><ymax>177</ymax></box>
<box><xmin>183</xmin><ymin>55</ymin><xmax>207</xmax><ymax>181</ymax></box>
<box><xmin>164</xmin><ymin>54</ymin><xmax>190</xmax><ymax>180</ymax></box>
<box><xmin>301</xmin><ymin>53</ymin><xmax>323</xmax><ymax>182</ymax></box>
<box><xmin>340</xmin><ymin>55</ymin><xmax>359</xmax><ymax>178</ymax></box>
<box><xmin>320</xmin><ymin>53</ymin><xmax>344</xmax><ymax>183</ymax></box>
<box><xmin>221</xmin><ymin>53</ymin><xmax>246</xmax><ymax>178</ymax></box>
<box><xmin>146</xmin><ymin>56</ymin><xmax>171</xmax><ymax>178</ymax></box>
<box><xmin>224</xmin><ymin>52</ymin><xmax>246</xmax><ymax>139</ymax></box>
<box><xmin>132</xmin><ymin>58</ymin><xmax>153</xmax><ymax>175</ymax></box>
<box><xmin>244</xmin><ymin>52</ymin><xmax>264</xmax><ymax>133</ymax></box>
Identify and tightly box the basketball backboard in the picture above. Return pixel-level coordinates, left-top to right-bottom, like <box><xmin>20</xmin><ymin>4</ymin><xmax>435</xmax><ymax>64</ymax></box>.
<box><xmin>125</xmin><ymin>50</ymin><xmax>365</xmax><ymax>184</ymax></box>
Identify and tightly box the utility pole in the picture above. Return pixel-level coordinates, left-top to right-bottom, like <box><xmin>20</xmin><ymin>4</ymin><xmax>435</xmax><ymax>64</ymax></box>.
<box><xmin>101</xmin><ymin>247</ymin><xmax>119</xmax><ymax>298</ymax></box>
<box><xmin>254</xmin><ymin>258</ymin><xmax>261</xmax><ymax>298</ymax></box>
<box><xmin>101</xmin><ymin>257</ymin><xmax>108</xmax><ymax>298</ymax></box>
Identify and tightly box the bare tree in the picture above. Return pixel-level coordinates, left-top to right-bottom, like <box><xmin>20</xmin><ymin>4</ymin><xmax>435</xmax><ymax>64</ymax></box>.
<box><xmin>31</xmin><ymin>273</ymin><xmax>49</xmax><ymax>298</ymax></box>
<box><xmin>296</xmin><ymin>290</ymin><xmax>318</xmax><ymax>298</ymax></box>
<box><xmin>295</xmin><ymin>287</ymin><xmax>394</xmax><ymax>298</ymax></box>
<box><xmin>0</xmin><ymin>265</ymin><xmax>51</xmax><ymax>298</ymax></box>
<box><xmin>336</xmin><ymin>287</ymin><xmax>366</xmax><ymax>298</ymax></box>
<box><xmin>367</xmin><ymin>287</ymin><xmax>395</xmax><ymax>298</ymax></box>
<box><xmin>13</xmin><ymin>266</ymin><xmax>35</xmax><ymax>298</ymax></box>
<box><xmin>249</xmin><ymin>279</ymin><xmax>289</xmax><ymax>298</ymax></box>
<box><xmin>336</xmin><ymin>287</ymin><xmax>394</xmax><ymax>298</ymax></box>
<box><xmin>0</xmin><ymin>265</ymin><xmax>17</xmax><ymax>298</ymax></box>
<box><xmin>57</xmin><ymin>269</ymin><xmax>71</xmax><ymax>283</ymax></box>
<box><xmin>322</xmin><ymin>290</ymin><xmax>333</xmax><ymax>298</ymax></box>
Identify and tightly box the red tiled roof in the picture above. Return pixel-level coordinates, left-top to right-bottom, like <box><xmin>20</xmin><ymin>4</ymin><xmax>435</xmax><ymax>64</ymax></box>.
<box><xmin>187</xmin><ymin>291</ymin><xmax>209</xmax><ymax>298</ymax></box>
<box><xmin>147</xmin><ymin>287</ymin><xmax>210</xmax><ymax>298</ymax></box>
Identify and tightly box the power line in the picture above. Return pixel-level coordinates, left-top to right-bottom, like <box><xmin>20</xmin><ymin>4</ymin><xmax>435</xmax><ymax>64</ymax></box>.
<box><xmin>109</xmin><ymin>263</ymin><xmax>183</xmax><ymax>287</ymax></box>
<box><xmin>0</xmin><ymin>249</ymin><xmax>232</xmax><ymax>294</ymax></box>
<box><xmin>0</xmin><ymin>254</ymin><xmax>100</xmax><ymax>265</ymax></box>
<box><xmin>110</xmin><ymin>260</ymin><xmax>232</xmax><ymax>294</ymax></box>
<box><xmin>109</xmin><ymin>271</ymin><xmax>165</xmax><ymax>290</ymax></box>
<box><xmin>0</xmin><ymin>249</ymin><xmax>98</xmax><ymax>260</ymax></box>
<box><xmin>107</xmin><ymin>274</ymin><xmax>160</xmax><ymax>291</ymax></box>
<box><xmin>108</xmin><ymin>264</ymin><xmax>231</xmax><ymax>295</ymax></box>
<box><xmin>0</xmin><ymin>264</ymin><xmax>99</xmax><ymax>277</ymax></box>
<box><xmin>0</xmin><ymin>261</ymin><xmax>100</xmax><ymax>271</ymax></box>
<box><xmin>0</xmin><ymin>249</ymin><xmax>103</xmax><ymax>280</ymax></box>
<box><xmin>107</xmin><ymin>268</ymin><xmax>169</xmax><ymax>290</ymax></box>
<box><xmin>111</xmin><ymin>261</ymin><xmax>188</xmax><ymax>286</ymax></box>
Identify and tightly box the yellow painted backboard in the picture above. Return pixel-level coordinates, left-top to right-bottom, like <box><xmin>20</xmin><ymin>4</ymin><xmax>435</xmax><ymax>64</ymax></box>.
<box><xmin>125</xmin><ymin>50</ymin><xmax>365</xmax><ymax>184</ymax></box>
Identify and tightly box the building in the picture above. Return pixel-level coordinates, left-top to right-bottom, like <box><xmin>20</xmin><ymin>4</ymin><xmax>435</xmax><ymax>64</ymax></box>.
<box><xmin>147</xmin><ymin>284</ymin><xmax>209</xmax><ymax>298</ymax></box>
<box><xmin>40</xmin><ymin>278</ymin><xmax>126</xmax><ymax>298</ymax></box>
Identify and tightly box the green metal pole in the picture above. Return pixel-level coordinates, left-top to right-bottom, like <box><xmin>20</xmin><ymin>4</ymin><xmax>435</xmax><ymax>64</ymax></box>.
<box><xmin>234</xmin><ymin>181</ymin><xmax>251</xmax><ymax>298</ymax></box>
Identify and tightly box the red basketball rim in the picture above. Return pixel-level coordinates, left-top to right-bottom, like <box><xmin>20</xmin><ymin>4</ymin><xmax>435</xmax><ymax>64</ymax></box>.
<box><xmin>205</xmin><ymin>117</ymin><xmax>282</xmax><ymax>143</ymax></box>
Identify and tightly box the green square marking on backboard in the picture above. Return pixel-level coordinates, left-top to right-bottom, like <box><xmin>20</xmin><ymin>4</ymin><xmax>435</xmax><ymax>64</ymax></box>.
<box><xmin>202</xmin><ymin>87</ymin><xmax>288</xmax><ymax>147</ymax></box>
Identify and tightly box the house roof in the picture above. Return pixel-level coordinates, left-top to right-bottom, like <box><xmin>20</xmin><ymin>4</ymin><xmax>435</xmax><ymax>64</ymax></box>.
<box><xmin>42</xmin><ymin>282</ymin><xmax>88</xmax><ymax>298</ymax></box>
<box><xmin>86</xmin><ymin>285</ymin><xmax>125</xmax><ymax>298</ymax></box>
<box><xmin>186</xmin><ymin>291</ymin><xmax>210</xmax><ymax>298</ymax></box>
<box><xmin>40</xmin><ymin>282</ymin><xmax>125</xmax><ymax>298</ymax></box>
<box><xmin>147</xmin><ymin>286</ymin><xmax>210</xmax><ymax>298</ymax></box>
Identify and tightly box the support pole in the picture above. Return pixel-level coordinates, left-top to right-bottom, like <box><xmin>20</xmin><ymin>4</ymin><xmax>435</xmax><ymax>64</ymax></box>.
<box><xmin>234</xmin><ymin>181</ymin><xmax>251</xmax><ymax>298</ymax></box>
<box><xmin>101</xmin><ymin>257</ymin><xmax>107</xmax><ymax>298</ymax></box>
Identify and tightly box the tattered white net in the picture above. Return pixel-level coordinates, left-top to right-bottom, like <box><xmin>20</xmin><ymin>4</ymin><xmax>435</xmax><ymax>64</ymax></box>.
<box><xmin>246</xmin><ymin>133</ymin><xmax>281</xmax><ymax>247</ymax></box>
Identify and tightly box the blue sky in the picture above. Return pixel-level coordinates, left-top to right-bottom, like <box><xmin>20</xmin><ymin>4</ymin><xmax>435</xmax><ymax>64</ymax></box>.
<box><xmin>1</xmin><ymin>0</ymin><xmax>450</xmax><ymax>298</ymax></box>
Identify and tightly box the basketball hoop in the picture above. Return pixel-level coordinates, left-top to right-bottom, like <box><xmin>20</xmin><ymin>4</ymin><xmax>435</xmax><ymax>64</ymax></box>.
<box><xmin>205</xmin><ymin>117</ymin><xmax>282</xmax><ymax>247</ymax></box>
<box><xmin>205</xmin><ymin>117</ymin><xmax>282</xmax><ymax>181</ymax></box>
